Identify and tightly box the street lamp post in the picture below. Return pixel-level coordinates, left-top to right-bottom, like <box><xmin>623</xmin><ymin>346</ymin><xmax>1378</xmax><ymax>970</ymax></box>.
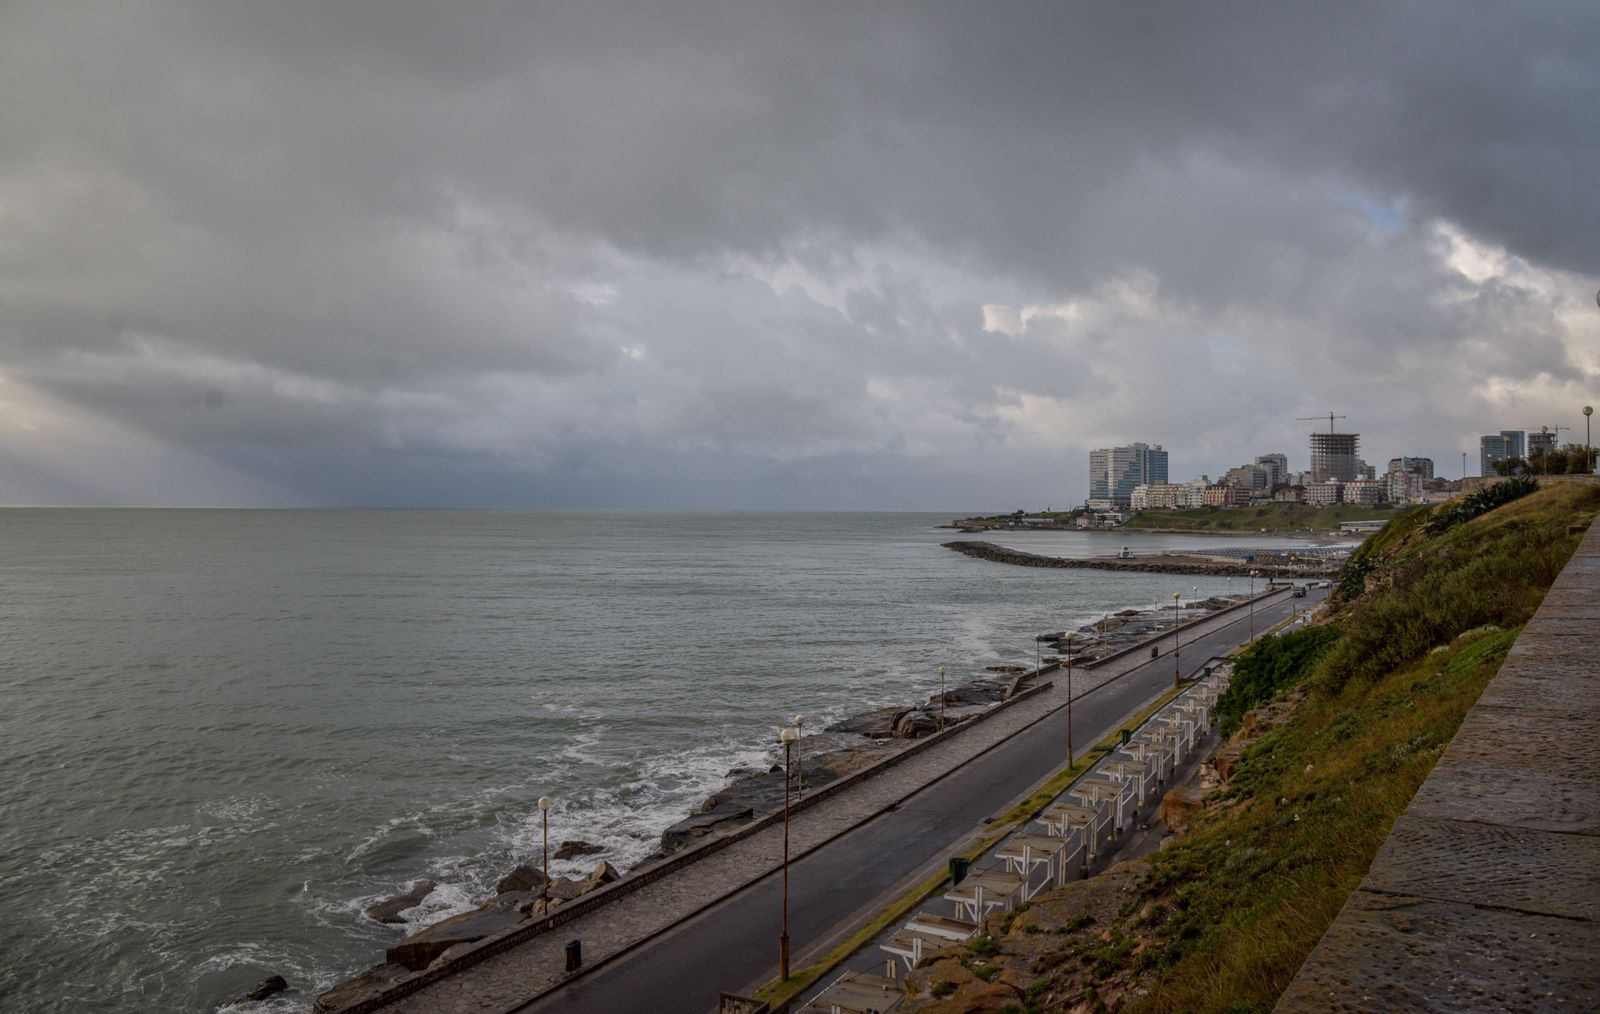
<box><xmin>793</xmin><ymin>715</ymin><xmax>806</xmax><ymax>800</ymax></box>
<box><xmin>1586</xmin><ymin>406</ymin><xmax>1594</xmax><ymax>473</ymax></box>
<box><xmin>778</xmin><ymin>726</ymin><xmax>798</xmax><ymax>981</ymax></box>
<box><xmin>537</xmin><ymin>795</ymin><xmax>554</xmax><ymax>912</ymax></box>
<box><xmin>937</xmin><ymin>664</ymin><xmax>947</xmax><ymax>731</ymax></box>
<box><xmin>1248</xmin><ymin>570</ymin><xmax>1258</xmax><ymax>641</ymax></box>
<box><xmin>1172</xmin><ymin>591</ymin><xmax>1182</xmax><ymax>688</ymax></box>
<box><xmin>1062</xmin><ymin>632</ymin><xmax>1075</xmax><ymax>765</ymax></box>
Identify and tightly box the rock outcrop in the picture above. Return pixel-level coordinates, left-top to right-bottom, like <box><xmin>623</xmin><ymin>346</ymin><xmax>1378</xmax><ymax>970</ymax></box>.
<box><xmin>364</xmin><ymin>881</ymin><xmax>436</xmax><ymax>924</ymax></box>
<box><xmin>385</xmin><ymin>908</ymin><xmax>529</xmax><ymax>971</ymax></box>
<box><xmin>494</xmin><ymin>864</ymin><xmax>548</xmax><ymax>895</ymax></box>
<box><xmin>552</xmin><ymin>839</ymin><xmax>604</xmax><ymax>860</ymax></box>
<box><xmin>314</xmin><ymin>963</ymin><xmax>410</xmax><ymax>1012</ymax></box>
<box><xmin>233</xmin><ymin>975</ymin><xmax>289</xmax><ymax>1003</ymax></box>
<box><xmin>659</xmin><ymin>801</ymin><xmax>755</xmax><ymax>855</ymax></box>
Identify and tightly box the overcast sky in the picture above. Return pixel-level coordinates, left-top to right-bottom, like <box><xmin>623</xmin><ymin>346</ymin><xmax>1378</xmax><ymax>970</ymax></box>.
<box><xmin>2</xmin><ymin>2</ymin><xmax>1596</xmax><ymax>508</ymax></box>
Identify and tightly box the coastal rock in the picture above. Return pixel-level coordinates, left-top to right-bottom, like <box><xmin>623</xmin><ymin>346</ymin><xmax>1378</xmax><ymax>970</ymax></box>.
<box><xmin>550</xmin><ymin>876</ymin><xmax>586</xmax><ymax>901</ymax></box>
<box><xmin>385</xmin><ymin>908</ymin><xmax>529</xmax><ymax>971</ymax></box>
<box><xmin>938</xmin><ymin>685</ymin><xmax>1002</xmax><ymax>706</ymax></box>
<box><xmin>578</xmin><ymin>860</ymin><xmax>621</xmax><ymax>894</ymax></box>
<box><xmin>480</xmin><ymin>890</ymin><xmax>538</xmax><ymax>913</ymax></box>
<box><xmin>364</xmin><ymin>880</ymin><xmax>436</xmax><ymax>924</ymax></box>
<box><xmin>494</xmin><ymin>864</ymin><xmax>548</xmax><ymax>895</ymax></box>
<box><xmin>514</xmin><ymin>895</ymin><xmax>562</xmax><ymax>917</ymax></box>
<box><xmin>660</xmin><ymin>801</ymin><xmax>754</xmax><ymax>854</ymax></box>
<box><xmin>426</xmin><ymin>942</ymin><xmax>479</xmax><ymax>971</ymax></box>
<box><xmin>233</xmin><ymin>974</ymin><xmax>288</xmax><ymax>1003</ymax></box>
<box><xmin>313</xmin><ymin>963</ymin><xmax>410</xmax><ymax>1012</ymax></box>
<box><xmin>553</xmin><ymin>839</ymin><xmax>604</xmax><ymax>861</ymax></box>
<box><xmin>825</xmin><ymin>705</ymin><xmax>904</xmax><ymax>738</ymax></box>
<box><xmin>892</xmin><ymin>709</ymin><xmax>940</xmax><ymax>739</ymax></box>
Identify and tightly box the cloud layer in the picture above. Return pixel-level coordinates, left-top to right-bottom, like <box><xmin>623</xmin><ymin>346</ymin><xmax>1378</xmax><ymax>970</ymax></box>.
<box><xmin>2</xmin><ymin>1</ymin><xmax>1596</xmax><ymax>506</ymax></box>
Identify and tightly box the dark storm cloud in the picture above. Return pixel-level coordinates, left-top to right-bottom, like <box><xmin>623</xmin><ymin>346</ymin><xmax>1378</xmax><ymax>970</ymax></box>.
<box><xmin>0</xmin><ymin>1</ymin><xmax>1594</xmax><ymax>506</ymax></box>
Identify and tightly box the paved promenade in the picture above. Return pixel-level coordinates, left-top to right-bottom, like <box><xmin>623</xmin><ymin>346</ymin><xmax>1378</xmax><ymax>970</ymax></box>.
<box><xmin>355</xmin><ymin>591</ymin><xmax>1300</xmax><ymax>1014</ymax></box>
<box><xmin>1277</xmin><ymin>523</ymin><xmax>1600</xmax><ymax>1011</ymax></box>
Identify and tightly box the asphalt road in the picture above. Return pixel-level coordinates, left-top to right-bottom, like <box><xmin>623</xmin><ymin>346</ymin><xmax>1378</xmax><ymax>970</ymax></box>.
<box><xmin>521</xmin><ymin>588</ymin><xmax>1324</xmax><ymax>1014</ymax></box>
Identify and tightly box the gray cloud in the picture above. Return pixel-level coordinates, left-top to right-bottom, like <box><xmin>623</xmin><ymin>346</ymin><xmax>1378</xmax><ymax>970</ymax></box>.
<box><xmin>0</xmin><ymin>1</ymin><xmax>1595</xmax><ymax>506</ymax></box>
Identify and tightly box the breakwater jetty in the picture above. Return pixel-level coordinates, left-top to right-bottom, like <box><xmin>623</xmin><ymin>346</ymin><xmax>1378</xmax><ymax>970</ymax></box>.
<box><xmin>944</xmin><ymin>540</ymin><xmax>1338</xmax><ymax>579</ymax></box>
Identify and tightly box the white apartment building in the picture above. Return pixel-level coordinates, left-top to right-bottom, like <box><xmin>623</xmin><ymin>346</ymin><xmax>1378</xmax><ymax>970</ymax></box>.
<box><xmin>1344</xmin><ymin>479</ymin><xmax>1386</xmax><ymax>506</ymax></box>
<box><xmin>1305</xmin><ymin>478</ymin><xmax>1345</xmax><ymax>507</ymax></box>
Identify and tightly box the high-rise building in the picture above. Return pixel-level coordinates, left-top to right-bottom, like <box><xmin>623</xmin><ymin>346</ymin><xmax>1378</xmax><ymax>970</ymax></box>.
<box><xmin>1527</xmin><ymin>430</ymin><xmax>1557</xmax><ymax>459</ymax></box>
<box><xmin>1088</xmin><ymin>443</ymin><xmax>1169</xmax><ymax>507</ymax></box>
<box><xmin>1480</xmin><ymin>431</ymin><xmax>1525</xmax><ymax>475</ymax></box>
<box><xmin>1225</xmin><ymin>464</ymin><xmax>1268</xmax><ymax>490</ymax></box>
<box><xmin>1254</xmin><ymin>453</ymin><xmax>1289</xmax><ymax>489</ymax></box>
<box><xmin>1387</xmin><ymin>457</ymin><xmax>1434</xmax><ymax>480</ymax></box>
<box><xmin>1309</xmin><ymin>432</ymin><xmax>1360</xmax><ymax>482</ymax></box>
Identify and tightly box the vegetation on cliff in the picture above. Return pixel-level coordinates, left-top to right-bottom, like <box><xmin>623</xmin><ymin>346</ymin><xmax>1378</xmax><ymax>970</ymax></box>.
<box><xmin>904</xmin><ymin>482</ymin><xmax>1599</xmax><ymax>1014</ymax></box>
<box><xmin>1118</xmin><ymin>502</ymin><xmax>1391</xmax><ymax>533</ymax></box>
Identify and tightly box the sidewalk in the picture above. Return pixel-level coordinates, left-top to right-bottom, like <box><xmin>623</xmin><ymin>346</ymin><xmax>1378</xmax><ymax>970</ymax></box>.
<box><xmin>337</xmin><ymin>593</ymin><xmax>1288</xmax><ymax>1014</ymax></box>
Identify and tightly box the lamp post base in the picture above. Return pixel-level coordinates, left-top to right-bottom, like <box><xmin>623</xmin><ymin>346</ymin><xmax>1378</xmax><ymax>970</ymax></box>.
<box><xmin>779</xmin><ymin>932</ymin><xmax>790</xmax><ymax>981</ymax></box>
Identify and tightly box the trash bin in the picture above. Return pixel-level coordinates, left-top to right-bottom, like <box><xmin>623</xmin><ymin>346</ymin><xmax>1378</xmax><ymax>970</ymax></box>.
<box><xmin>948</xmin><ymin>856</ymin><xmax>970</xmax><ymax>885</ymax></box>
<box><xmin>1204</xmin><ymin>666</ymin><xmax>1213</xmax><ymax>678</ymax></box>
<box><xmin>1120</xmin><ymin>729</ymin><xmax>1132</xmax><ymax>746</ymax></box>
<box><xmin>1151</xmin><ymin>646</ymin><xmax>1159</xmax><ymax>659</ymax></box>
<box><xmin>565</xmin><ymin>939</ymin><xmax>582</xmax><ymax>972</ymax></box>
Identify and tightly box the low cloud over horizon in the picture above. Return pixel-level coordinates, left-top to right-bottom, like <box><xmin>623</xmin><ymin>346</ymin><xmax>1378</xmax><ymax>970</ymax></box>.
<box><xmin>2</xmin><ymin>2</ymin><xmax>1597</xmax><ymax>508</ymax></box>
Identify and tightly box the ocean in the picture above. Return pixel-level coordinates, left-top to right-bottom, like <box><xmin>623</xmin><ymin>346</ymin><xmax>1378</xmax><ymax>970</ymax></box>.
<box><xmin>0</xmin><ymin>509</ymin><xmax>1312</xmax><ymax>1011</ymax></box>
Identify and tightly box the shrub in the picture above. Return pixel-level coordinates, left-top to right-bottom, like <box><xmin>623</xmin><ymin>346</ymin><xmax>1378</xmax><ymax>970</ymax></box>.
<box><xmin>1216</xmin><ymin>626</ymin><xmax>1341</xmax><ymax>736</ymax></box>
<box><xmin>1424</xmin><ymin>475</ymin><xmax>1537</xmax><ymax>534</ymax></box>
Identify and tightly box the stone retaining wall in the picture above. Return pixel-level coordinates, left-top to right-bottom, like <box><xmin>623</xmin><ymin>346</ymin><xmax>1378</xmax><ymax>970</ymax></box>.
<box><xmin>1275</xmin><ymin>521</ymin><xmax>1599</xmax><ymax>1011</ymax></box>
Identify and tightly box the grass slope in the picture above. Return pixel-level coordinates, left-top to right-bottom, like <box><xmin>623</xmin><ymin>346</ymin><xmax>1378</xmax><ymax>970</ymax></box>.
<box><xmin>1127</xmin><ymin>483</ymin><xmax>1599</xmax><ymax>1012</ymax></box>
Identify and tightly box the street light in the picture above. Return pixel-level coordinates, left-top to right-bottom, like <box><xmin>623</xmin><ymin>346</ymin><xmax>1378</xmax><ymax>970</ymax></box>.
<box><xmin>1172</xmin><ymin>591</ymin><xmax>1182</xmax><ymax>688</ymax></box>
<box><xmin>793</xmin><ymin>715</ymin><xmax>806</xmax><ymax>799</ymax></box>
<box><xmin>937</xmin><ymin>665</ymin><xmax>947</xmax><ymax>731</ymax></box>
<box><xmin>1248</xmin><ymin>570</ymin><xmax>1259</xmax><ymax>641</ymax></box>
<box><xmin>777</xmin><ymin>726</ymin><xmax>799</xmax><ymax>981</ymax></box>
<box><xmin>1586</xmin><ymin>406</ymin><xmax>1594</xmax><ymax>473</ymax></box>
<box><xmin>537</xmin><ymin>795</ymin><xmax>555</xmax><ymax>912</ymax></box>
<box><xmin>1062</xmin><ymin>632</ymin><xmax>1075</xmax><ymax>765</ymax></box>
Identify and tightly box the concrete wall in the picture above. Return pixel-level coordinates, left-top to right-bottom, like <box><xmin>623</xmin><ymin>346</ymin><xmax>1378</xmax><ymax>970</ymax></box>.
<box><xmin>1275</xmin><ymin>521</ymin><xmax>1600</xmax><ymax>1011</ymax></box>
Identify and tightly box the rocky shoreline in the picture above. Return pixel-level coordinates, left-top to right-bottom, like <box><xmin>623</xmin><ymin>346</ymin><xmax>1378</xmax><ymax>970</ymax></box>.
<box><xmin>313</xmin><ymin>594</ymin><xmax>1244</xmax><ymax>1011</ymax></box>
<box><xmin>944</xmin><ymin>540</ymin><xmax>1338</xmax><ymax>578</ymax></box>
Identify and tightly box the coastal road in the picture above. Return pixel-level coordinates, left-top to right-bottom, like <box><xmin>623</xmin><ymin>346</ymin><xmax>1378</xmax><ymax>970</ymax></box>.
<box><xmin>519</xmin><ymin>589</ymin><xmax>1324</xmax><ymax>1014</ymax></box>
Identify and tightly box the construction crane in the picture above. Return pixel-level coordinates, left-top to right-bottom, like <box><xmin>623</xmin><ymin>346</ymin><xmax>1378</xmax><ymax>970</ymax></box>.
<box><xmin>1297</xmin><ymin>412</ymin><xmax>1348</xmax><ymax>433</ymax></box>
<box><xmin>1528</xmin><ymin>424</ymin><xmax>1572</xmax><ymax>474</ymax></box>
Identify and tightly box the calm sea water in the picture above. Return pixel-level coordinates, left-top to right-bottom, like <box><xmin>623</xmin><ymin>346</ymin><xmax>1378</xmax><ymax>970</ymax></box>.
<box><xmin>0</xmin><ymin>510</ymin><xmax>1310</xmax><ymax>1012</ymax></box>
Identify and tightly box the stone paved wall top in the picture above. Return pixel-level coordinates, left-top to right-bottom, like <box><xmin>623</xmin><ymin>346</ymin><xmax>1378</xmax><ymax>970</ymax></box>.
<box><xmin>1275</xmin><ymin>522</ymin><xmax>1600</xmax><ymax>1012</ymax></box>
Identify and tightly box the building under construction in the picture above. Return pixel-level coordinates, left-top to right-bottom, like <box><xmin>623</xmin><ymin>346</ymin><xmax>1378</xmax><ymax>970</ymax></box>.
<box><xmin>1310</xmin><ymin>432</ymin><xmax>1360</xmax><ymax>482</ymax></box>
